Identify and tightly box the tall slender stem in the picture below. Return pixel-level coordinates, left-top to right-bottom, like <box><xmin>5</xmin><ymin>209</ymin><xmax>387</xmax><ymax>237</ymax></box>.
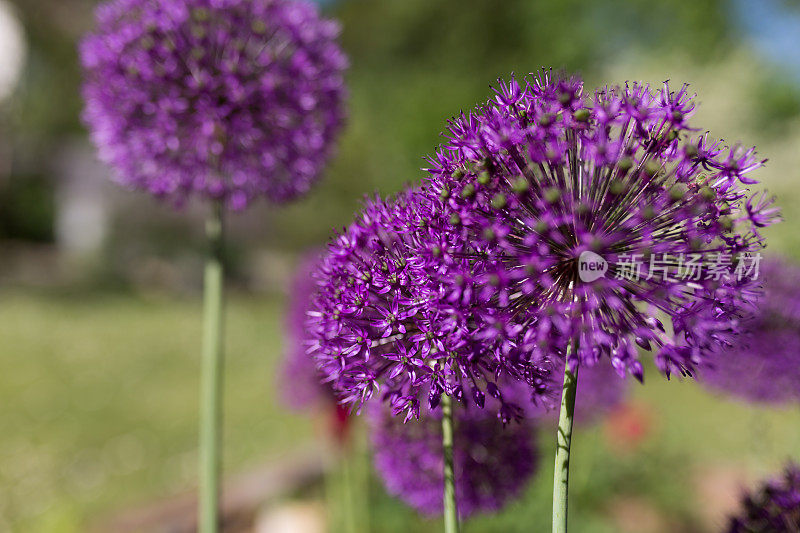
<box><xmin>199</xmin><ymin>201</ymin><xmax>224</xmax><ymax>533</ymax></box>
<box><xmin>552</xmin><ymin>355</ymin><xmax>578</xmax><ymax>533</ymax></box>
<box><xmin>441</xmin><ymin>393</ymin><xmax>459</xmax><ymax>533</ymax></box>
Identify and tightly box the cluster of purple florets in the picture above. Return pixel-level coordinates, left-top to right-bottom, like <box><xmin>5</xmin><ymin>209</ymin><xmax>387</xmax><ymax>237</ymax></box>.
<box><xmin>425</xmin><ymin>71</ymin><xmax>778</xmax><ymax>382</ymax></box>
<box><xmin>81</xmin><ymin>0</ymin><xmax>347</xmax><ymax>208</ymax></box>
<box><xmin>281</xmin><ymin>243</ymin><xmax>624</xmax><ymax>515</ymax></box>
<box><xmin>727</xmin><ymin>463</ymin><xmax>800</xmax><ymax>532</ymax></box>
<box><xmin>369</xmin><ymin>402</ymin><xmax>539</xmax><ymax>517</ymax></box>
<box><xmin>307</xmin><ymin>189</ymin><xmax>553</xmax><ymax>422</ymax></box>
<box><xmin>702</xmin><ymin>257</ymin><xmax>800</xmax><ymax>404</ymax></box>
<box><xmin>308</xmin><ymin>70</ymin><xmax>778</xmax><ymax>422</ymax></box>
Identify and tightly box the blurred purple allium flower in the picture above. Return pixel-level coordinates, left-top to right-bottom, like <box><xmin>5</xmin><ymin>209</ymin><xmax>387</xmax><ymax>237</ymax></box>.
<box><xmin>553</xmin><ymin>359</ymin><xmax>627</xmax><ymax>424</ymax></box>
<box><xmin>369</xmin><ymin>403</ymin><xmax>539</xmax><ymax>517</ymax></box>
<box><xmin>701</xmin><ymin>257</ymin><xmax>800</xmax><ymax>404</ymax></box>
<box><xmin>424</xmin><ymin>70</ymin><xmax>779</xmax><ymax>381</ymax></box>
<box><xmin>80</xmin><ymin>0</ymin><xmax>347</xmax><ymax>208</ymax></box>
<box><xmin>279</xmin><ymin>250</ymin><xmax>352</xmax><ymax>443</ymax></box>
<box><xmin>727</xmin><ymin>463</ymin><xmax>800</xmax><ymax>532</ymax></box>
<box><xmin>280</xmin><ymin>251</ymin><xmax>332</xmax><ymax>410</ymax></box>
<box><xmin>308</xmin><ymin>189</ymin><xmax>553</xmax><ymax>422</ymax></box>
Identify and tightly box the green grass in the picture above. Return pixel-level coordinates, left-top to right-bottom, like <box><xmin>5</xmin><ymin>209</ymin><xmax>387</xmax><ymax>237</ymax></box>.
<box><xmin>1</xmin><ymin>288</ymin><xmax>800</xmax><ymax>532</ymax></box>
<box><xmin>0</xmin><ymin>288</ymin><xmax>312</xmax><ymax>532</ymax></box>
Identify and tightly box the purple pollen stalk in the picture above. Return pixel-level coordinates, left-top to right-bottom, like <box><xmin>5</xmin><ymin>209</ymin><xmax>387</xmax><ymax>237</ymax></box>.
<box><xmin>308</xmin><ymin>189</ymin><xmax>553</xmax><ymax>424</ymax></box>
<box><xmin>369</xmin><ymin>402</ymin><xmax>539</xmax><ymax>518</ymax></box>
<box><xmin>80</xmin><ymin>0</ymin><xmax>347</xmax><ymax>208</ymax></box>
<box><xmin>727</xmin><ymin>463</ymin><xmax>800</xmax><ymax>532</ymax></box>
<box><xmin>700</xmin><ymin>256</ymin><xmax>800</xmax><ymax>404</ymax></box>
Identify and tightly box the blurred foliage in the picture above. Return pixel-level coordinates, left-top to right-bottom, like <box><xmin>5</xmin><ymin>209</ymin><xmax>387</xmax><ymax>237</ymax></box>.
<box><xmin>750</xmin><ymin>74</ymin><xmax>800</xmax><ymax>135</ymax></box>
<box><xmin>0</xmin><ymin>0</ymin><xmax>755</xmax><ymax>250</ymax></box>
<box><xmin>0</xmin><ymin>172</ymin><xmax>53</xmax><ymax>241</ymax></box>
<box><xmin>272</xmin><ymin>0</ymin><xmax>746</xmax><ymax>248</ymax></box>
<box><xmin>8</xmin><ymin>0</ymin><xmax>84</xmax><ymax>138</ymax></box>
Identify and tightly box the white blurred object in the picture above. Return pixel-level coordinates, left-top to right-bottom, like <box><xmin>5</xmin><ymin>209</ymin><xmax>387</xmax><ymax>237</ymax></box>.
<box><xmin>254</xmin><ymin>501</ymin><xmax>326</xmax><ymax>533</ymax></box>
<box><xmin>0</xmin><ymin>0</ymin><xmax>26</xmax><ymax>102</ymax></box>
<box><xmin>54</xmin><ymin>140</ymin><xmax>113</xmax><ymax>254</ymax></box>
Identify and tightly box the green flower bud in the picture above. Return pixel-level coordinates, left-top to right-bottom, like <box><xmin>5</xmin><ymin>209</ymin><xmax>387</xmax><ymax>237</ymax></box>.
<box><xmin>544</xmin><ymin>187</ymin><xmax>561</xmax><ymax>203</ymax></box>
<box><xmin>251</xmin><ymin>19</ymin><xmax>267</xmax><ymax>34</ymax></box>
<box><xmin>573</xmin><ymin>108</ymin><xmax>591</xmax><ymax>122</ymax></box>
<box><xmin>491</xmin><ymin>193</ymin><xmax>507</xmax><ymax>209</ymax></box>
<box><xmin>512</xmin><ymin>177</ymin><xmax>530</xmax><ymax>194</ymax></box>
<box><xmin>699</xmin><ymin>186</ymin><xmax>715</xmax><ymax>202</ymax></box>
<box><xmin>192</xmin><ymin>7</ymin><xmax>210</xmax><ymax>21</ymax></box>
<box><xmin>644</xmin><ymin>160</ymin><xmax>661</xmax><ymax>177</ymax></box>
<box><xmin>609</xmin><ymin>180</ymin><xmax>626</xmax><ymax>196</ymax></box>
<box><xmin>669</xmin><ymin>183</ymin><xmax>687</xmax><ymax>202</ymax></box>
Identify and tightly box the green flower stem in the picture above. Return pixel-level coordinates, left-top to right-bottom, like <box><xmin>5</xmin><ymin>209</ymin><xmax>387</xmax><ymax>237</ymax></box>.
<box><xmin>199</xmin><ymin>201</ymin><xmax>224</xmax><ymax>533</ymax></box>
<box><xmin>552</xmin><ymin>351</ymin><xmax>578</xmax><ymax>533</ymax></box>
<box><xmin>441</xmin><ymin>393</ymin><xmax>460</xmax><ymax>533</ymax></box>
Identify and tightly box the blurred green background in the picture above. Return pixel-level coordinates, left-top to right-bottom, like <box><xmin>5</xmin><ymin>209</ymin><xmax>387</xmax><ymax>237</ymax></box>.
<box><xmin>2</xmin><ymin>0</ymin><xmax>800</xmax><ymax>531</ymax></box>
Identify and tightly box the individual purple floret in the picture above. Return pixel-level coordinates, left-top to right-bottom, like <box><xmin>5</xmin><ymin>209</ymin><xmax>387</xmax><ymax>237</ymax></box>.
<box><xmin>307</xmin><ymin>189</ymin><xmax>553</xmax><ymax>422</ymax></box>
<box><xmin>727</xmin><ymin>463</ymin><xmax>800</xmax><ymax>532</ymax></box>
<box><xmin>369</xmin><ymin>402</ymin><xmax>539</xmax><ymax>518</ymax></box>
<box><xmin>80</xmin><ymin>0</ymin><xmax>347</xmax><ymax>208</ymax></box>
<box><xmin>700</xmin><ymin>257</ymin><xmax>800</xmax><ymax>404</ymax></box>
<box><xmin>424</xmin><ymin>69</ymin><xmax>779</xmax><ymax>381</ymax></box>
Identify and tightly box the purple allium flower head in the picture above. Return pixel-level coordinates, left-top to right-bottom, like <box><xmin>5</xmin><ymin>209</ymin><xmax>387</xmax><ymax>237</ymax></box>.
<box><xmin>308</xmin><ymin>189</ymin><xmax>553</xmax><ymax>422</ymax></box>
<box><xmin>701</xmin><ymin>257</ymin><xmax>800</xmax><ymax>404</ymax></box>
<box><xmin>280</xmin><ymin>251</ymin><xmax>334</xmax><ymax>410</ymax></box>
<box><xmin>727</xmin><ymin>463</ymin><xmax>800</xmax><ymax>532</ymax></box>
<box><xmin>425</xmin><ymin>70</ymin><xmax>779</xmax><ymax>381</ymax></box>
<box><xmin>369</xmin><ymin>402</ymin><xmax>539</xmax><ymax>517</ymax></box>
<box><xmin>80</xmin><ymin>0</ymin><xmax>347</xmax><ymax>208</ymax></box>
